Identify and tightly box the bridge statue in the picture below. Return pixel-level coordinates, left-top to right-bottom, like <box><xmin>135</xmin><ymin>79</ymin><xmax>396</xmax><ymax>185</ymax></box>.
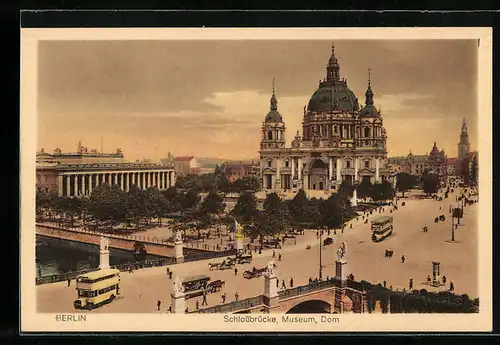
<box><xmin>266</xmin><ymin>258</ymin><xmax>276</xmax><ymax>277</ymax></box>
<box><xmin>100</xmin><ymin>236</ymin><xmax>109</xmax><ymax>251</ymax></box>
<box><xmin>172</xmin><ymin>276</ymin><xmax>185</xmax><ymax>295</ymax></box>
<box><xmin>336</xmin><ymin>241</ymin><xmax>347</xmax><ymax>261</ymax></box>
<box><xmin>174</xmin><ymin>230</ymin><xmax>183</xmax><ymax>243</ymax></box>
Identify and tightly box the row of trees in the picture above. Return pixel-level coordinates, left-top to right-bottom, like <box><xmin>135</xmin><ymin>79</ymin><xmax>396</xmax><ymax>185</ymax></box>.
<box><xmin>174</xmin><ymin>168</ymin><xmax>261</xmax><ymax>194</ymax></box>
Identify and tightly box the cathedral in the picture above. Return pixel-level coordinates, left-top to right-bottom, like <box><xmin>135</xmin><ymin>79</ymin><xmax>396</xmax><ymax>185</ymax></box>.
<box><xmin>259</xmin><ymin>43</ymin><xmax>396</xmax><ymax>194</ymax></box>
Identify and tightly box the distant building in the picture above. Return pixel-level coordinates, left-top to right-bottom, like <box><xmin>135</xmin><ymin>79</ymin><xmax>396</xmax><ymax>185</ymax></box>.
<box><xmin>388</xmin><ymin>142</ymin><xmax>447</xmax><ymax>178</ymax></box>
<box><xmin>173</xmin><ymin>156</ymin><xmax>198</xmax><ymax>175</ymax></box>
<box><xmin>223</xmin><ymin>160</ymin><xmax>260</xmax><ymax>182</ymax></box>
<box><xmin>36</xmin><ymin>141</ymin><xmax>175</xmax><ymax>197</ymax></box>
<box><xmin>192</xmin><ymin>167</ymin><xmax>216</xmax><ymax>175</ymax></box>
<box><xmin>446</xmin><ymin>157</ymin><xmax>458</xmax><ymax>176</ymax></box>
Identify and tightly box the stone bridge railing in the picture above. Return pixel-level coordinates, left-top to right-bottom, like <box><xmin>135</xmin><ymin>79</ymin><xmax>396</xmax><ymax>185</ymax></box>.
<box><xmin>277</xmin><ymin>278</ymin><xmax>341</xmax><ymax>300</ymax></box>
<box><xmin>194</xmin><ymin>295</ymin><xmax>265</xmax><ymax>314</ymax></box>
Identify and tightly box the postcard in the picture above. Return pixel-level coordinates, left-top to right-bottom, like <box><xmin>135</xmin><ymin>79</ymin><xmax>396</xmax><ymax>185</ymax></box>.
<box><xmin>21</xmin><ymin>27</ymin><xmax>492</xmax><ymax>333</ymax></box>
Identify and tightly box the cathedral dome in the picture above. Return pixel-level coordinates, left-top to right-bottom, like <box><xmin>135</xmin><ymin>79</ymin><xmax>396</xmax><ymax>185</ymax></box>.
<box><xmin>360</xmin><ymin>104</ymin><xmax>379</xmax><ymax>117</ymax></box>
<box><xmin>307</xmin><ymin>82</ymin><xmax>359</xmax><ymax>113</ymax></box>
<box><xmin>265</xmin><ymin>110</ymin><xmax>283</xmax><ymax>122</ymax></box>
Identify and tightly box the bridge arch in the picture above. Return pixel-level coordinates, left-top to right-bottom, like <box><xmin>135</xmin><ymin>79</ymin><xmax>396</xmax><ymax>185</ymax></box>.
<box><xmin>285</xmin><ymin>299</ymin><xmax>332</xmax><ymax>314</ymax></box>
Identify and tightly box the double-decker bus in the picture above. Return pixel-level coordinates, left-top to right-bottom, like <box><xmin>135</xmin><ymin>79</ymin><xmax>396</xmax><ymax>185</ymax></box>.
<box><xmin>371</xmin><ymin>215</ymin><xmax>394</xmax><ymax>242</ymax></box>
<box><xmin>73</xmin><ymin>268</ymin><xmax>120</xmax><ymax>310</ymax></box>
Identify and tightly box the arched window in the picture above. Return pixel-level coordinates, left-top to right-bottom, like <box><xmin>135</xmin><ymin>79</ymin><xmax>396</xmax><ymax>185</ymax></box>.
<box><xmin>346</xmin><ymin>160</ymin><xmax>351</xmax><ymax>169</ymax></box>
<box><xmin>268</xmin><ymin>131</ymin><xmax>273</xmax><ymax>140</ymax></box>
<box><xmin>364</xmin><ymin>127</ymin><xmax>370</xmax><ymax>138</ymax></box>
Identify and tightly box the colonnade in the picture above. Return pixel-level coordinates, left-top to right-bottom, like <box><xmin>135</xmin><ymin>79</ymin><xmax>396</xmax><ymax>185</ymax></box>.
<box><xmin>265</xmin><ymin>156</ymin><xmax>381</xmax><ymax>190</ymax></box>
<box><xmin>57</xmin><ymin>170</ymin><xmax>176</xmax><ymax>197</ymax></box>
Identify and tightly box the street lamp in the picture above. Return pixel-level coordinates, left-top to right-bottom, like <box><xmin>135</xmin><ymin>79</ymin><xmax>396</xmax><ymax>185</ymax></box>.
<box><xmin>319</xmin><ymin>229</ymin><xmax>323</xmax><ymax>280</ymax></box>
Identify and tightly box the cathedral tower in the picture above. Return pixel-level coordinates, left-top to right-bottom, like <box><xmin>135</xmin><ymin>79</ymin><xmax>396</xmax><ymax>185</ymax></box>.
<box><xmin>458</xmin><ymin>118</ymin><xmax>470</xmax><ymax>162</ymax></box>
<box><xmin>260</xmin><ymin>79</ymin><xmax>286</xmax><ymax>150</ymax></box>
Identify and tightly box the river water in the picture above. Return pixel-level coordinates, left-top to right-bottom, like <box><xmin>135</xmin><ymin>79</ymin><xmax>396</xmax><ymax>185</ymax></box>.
<box><xmin>35</xmin><ymin>237</ymin><xmax>162</xmax><ymax>277</ymax></box>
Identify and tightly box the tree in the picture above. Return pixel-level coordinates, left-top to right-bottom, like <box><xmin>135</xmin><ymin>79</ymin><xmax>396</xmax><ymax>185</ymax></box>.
<box><xmin>88</xmin><ymin>183</ymin><xmax>126</xmax><ymax>231</ymax></box>
<box><xmin>319</xmin><ymin>194</ymin><xmax>344</xmax><ymax>229</ymax></box>
<box><xmin>370</xmin><ymin>181</ymin><xmax>395</xmax><ymax>203</ymax></box>
<box><xmin>233</xmin><ymin>176</ymin><xmax>261</xmax><ymax>193</ymax></box>
<box><xmin>145</xmin><ymin>187</ymin><xmax>168</xmax><ymax>225</ymax></box>
<box><xmin>470</xmin><ymin>154</ymin><xmax>478</xmax><ymax>186</ymax></box>
<box><xmin>338</xmin><ymin>180</ymin><xmax>354</xmax><ymax>198</ymax></box>
<box><xmin>422</xmin><ymin>172</ymin><xmax>440</xmax><ymax>197</ymax></box>
<box><xmin>287</xmin><ymin>189</ymin><xmax>310</xmax><ymax>229</ymax></box>
<box><xmin>125</xmin><ymin>185</ymin><xmax>147</xmax><ymax>228</ymax></box>
<box><xmin>356</xmin><ymin>179</ymin><xmax>373</xmax><ymax>199</ymax></box>
<box><xmin>231</xmin><ymin>191</ymin><xmax>258</xmax><ymax>223</ymax></box>
<box><xmin>460</xmin><ymin>158</ymin><xmax>470</xmax><ymax>185</ymax></box>
<box><xmin>396</xmin><ymin>172</ymin><xmax>416</xmax><ymax>197</ymax></box>
<box><xmin>200</xmin><ymin>191</ymin><xmax>226</xmax><ymax>216</ymax></box>
<box><xmin>181</xmin><ymin>189</ymin><xmax>201</xmax><ymax>211</ymax></box>
<box><xmin>262</xmin><ymin>192</ymin><xmax>290</xmax><ymax>235</ymax></box>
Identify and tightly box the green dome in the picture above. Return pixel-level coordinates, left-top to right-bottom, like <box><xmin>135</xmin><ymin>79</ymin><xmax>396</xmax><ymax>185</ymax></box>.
<box><xmin>265</xmin><ymin>110</ymin><xmax>283</xmax><ymax>122</ymax></box>
<box><xmin>307</xmin><ymin>82</ymin><xmax>359</xmax><ymax>113</ymax></box>
<box><xmin>360</xmin><ymin>104</ymin><xmax>379</xmax><ymax>117</ymax></box>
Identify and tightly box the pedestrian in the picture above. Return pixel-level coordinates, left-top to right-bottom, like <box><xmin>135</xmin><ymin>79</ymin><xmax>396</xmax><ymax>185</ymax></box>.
<box><xmin>234</xmin><ymin>267</ymin><xmax>238</xmax><ymax>276</ymax></box>
<box><xmin>272</xmin><ymin>250</ymin><xmax>276</xmax><ymax>258</ymax></box>
<box><xmin>67</xmin><ymin>278</ymin><xmax>71</xmax><ymax>287</ymax></box>
<box><xmin>442</xmin><ymin>275</ymin><xmax>447</xmax><ymax>284</ymax></box>
<box><xmin>129</xmin><ymin>267</ymin><xmax>133</xmax><ymax>274</ymax></box>
<box><xmin>449</xmin><ymin>281</ymin><xmax>454</xmax><ymax>292</ymax></box>
<box><xmin>202</xmin><ymin>291</ymin><xmax>208</xmax><ymax>306</ymax></box>
<box><xmin>276</xmin><ymin>278</ymin><xmax>279</xmax><ymax>288</ymax></box>
<box><xmin>235</xmin><ymin>292</ymin><xmax>239</xmax><ymax>301</ymax></box>
<box><xmin>168</xmin><ymin>305</ymin><xmax>172</xmax><ymax>313</ymax></box>
<box><xmin>350</xmin><ymin>223</ymin><xmax>353</xmax><ymax>229</ymax></box>
<box><xmin>281</xmin><ymin>280</ymin><xmax>286</xmax><ymax>289</ymax></box>
<box><xmin>259</xmin><ymin>247</ymin><xmax>262</xmax><ymax>254</ymax></box>
<box><xmin>383</xmin><ymin>280</ymin><xmax>386</xmax><ymax>288</ymax></box>
<box><xmin>196</xmin><ymin>300</ymin><xmax>199</xmax><ymax>310</ymax></box>
<box><xmin>409</xmin><ymin>278</ymin><xmax>413</xmax><ymax>290</ymax></box>
<box><xmin>185</xmin><ymin>307</ymin><xmax>189</xmax><ymax>313</ymax></box>
<box><xmin>334</xmin><ymin>229</ymin><xmax>337</xmax><ymax>235</ymax></box>
<box><xmin>166</xmin><ymin>267</ymin><xmax>170</xmax><ymax>275</ymax></box>
<box><xmin>222</xmin><ymin>293</ymin><xmax>226</xmax><ymax>304</ymax></box>
<box><xmin>401</xmin><ymin>255</ymin><xmax>405</xmax><ymax>263</ymax></box>
<box><xmin>169</xmin><ymin>271</ymin><xmax>173</xmax><ymax>279</ymax></box>
<box><xmin>309</xmin><ymin>277</ymin><xmax>312</xmax><ymax>284</ymax></box>
<box><xmin>290</xmin><ymin>278</ymin><xmax>294</xmax><ymax>288</ymax></box>
<box><xmin>278</xmin><ymin>253</ymin><xmax>282</xmax><ymax>261</ymax></box>
<box><xmin>247</xmin><ymin>243</ymin><xmax>250</xmax><ymax>250</ymax></box>
<box><xmin>157</xmin><ymin>300</ymin><xmax>161</xmax><ymax>311</ymax></box>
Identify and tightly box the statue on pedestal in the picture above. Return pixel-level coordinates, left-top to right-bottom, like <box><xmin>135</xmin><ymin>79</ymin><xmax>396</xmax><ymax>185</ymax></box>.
<box><xmin>266</xmin><ymin>258</ymin><xmax>276</xmax><ymax>277</ymax></box>
<box><xmin>174</xmin><ymin>230</ymin><xmax>183</xmax><ymax>243</ymax></box>
<box><xmin>172</xmin><ymin>276</ymin><xmax>185</xmax><ymax>295</ymax></box>
<box><xmin>336</xmin><ymin>241</ymin><xmax>347</xmax><ymax>261</ymax></box>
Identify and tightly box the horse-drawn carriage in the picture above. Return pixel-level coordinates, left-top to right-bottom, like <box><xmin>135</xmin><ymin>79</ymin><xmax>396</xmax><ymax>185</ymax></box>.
<box><xmin>236</xmin><ymin>252</ymin><xmax>252</xmax><ymax>264</ymax></box>
<box><xmin>208</xmin><ymin>258</ymin><xmax>235</xmax><ymax>271</ymax></box>
<box><xmin>243</xmin><ymin>266</ymin><xmax>271</xmax><ymax>279</ymax></box>
<box><xmin>206</xmin><ymin>279</ymin><xmax>225</xmax><ymax>293</ymax></box>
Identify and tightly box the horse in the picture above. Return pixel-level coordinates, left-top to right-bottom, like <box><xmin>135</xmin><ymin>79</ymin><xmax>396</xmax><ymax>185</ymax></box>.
<box><xmin>208</xmin><ymin>263</ymin><xmax>220</xmax><ymax>271</ymax></box>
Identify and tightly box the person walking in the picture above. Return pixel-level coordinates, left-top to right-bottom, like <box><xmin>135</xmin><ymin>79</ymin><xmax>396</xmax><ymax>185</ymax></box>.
<box><xmin>235</xmin><ymin>292</ymin><xmax>239</xmax><ymax>302</ymax></box>
<box><xmin>196</xmin><ymin>300</ymin><xmax>199</xmax><ymax>310</ymax></box>
<box><xmin>185</xmin><ymin>307</ymin><xmax>189</xmax><ymax>313</ymax></box>
<box><xmin>278</xmin><ymin>253</ymin><xmax>282</xmax><ymax>261</ymax></box>
<box><xmin>276</xmin><ymin>278</ymin><xmax>279</xmax><ymax>288</ymax></box>
<box><xmin>201</xmin><ymin>289</ymin><xmax>208</xmax><ymax>306</ymax></box>
<box><xmin>168</xmin><ymin>305</ymin><xmax>172</xmax><ymax>313</ymax></box>
<box><xmin>290</xmin><ymin>278</ymin><xmax>294</xmax><ymax>288</ymax></box>
<box><xmin>409</xmin><ymin>278</ymin><xmax>413</xmax><ymax>290</ymax></box>
<box><xmin>259</xmin><ymin>247</ymin><xmax>262</xmax><ymax>254</ymax></box>
<box><xmin>67</xmin><ymin>278</ymin><xmax>71</xmax><ymax>287</ymax></box>
<box><xmin>449</xmin><ymin>281</ymin><xmax>454</xmax><ymax>292</ymax></box>
<box><xmin>234</xmin><ymin>267</ymin><xmax>238</xmax><ymax>276</ymax></box>
<box><xmin>401</xmin><ymin>255</ymin><xmax>405</xmax><ymax>263</ymax></box>
<box><xmin>157</xmin><ymin>300</ymin><xmax>161</xmax><ymax>311</ymax></box>
<box><xmin>442</xmin><ymin>275</ymin><xmax>447</xmax><ymax>285</ymax></box>
<box><xmin>254</xmin><ymin>246</ymin><xmax>257</xmax><ymax>253</ymax></box>
<box><xmin>281</xmin><ymin>280</ymin><xmax>286</xmax><ymax>290</ymax></box>
<box><xmin>383</xmin><ymin>280</ymin><xmax>386</xmax><ymax>288</ymax></box>
<box><xmin>272</xmin><ymin>250</ymin><xmax>276</xmax><ymax>258</ymax></box>
<box><xmin>222</xmin><ymin>293</ymin><xmax>226</xmax><ymax>304</ymax></box>
<box><xmin>169</xmin><ymin>271</ymin><xmax>173</xmax><ymax>279</ymax></box>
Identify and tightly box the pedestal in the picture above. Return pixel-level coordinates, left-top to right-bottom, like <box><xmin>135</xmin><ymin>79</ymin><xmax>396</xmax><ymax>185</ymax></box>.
<box><xmin>99</xmin><ymin>249</ymin><xmax>110</xmax><ymax>270</ymax></box>
<box><xmin>174</xmin><ymin>241</ymin><xmax>184</xmax><ymax>264</ymax></box>
<box><xmin>171</xmin><ymin>291</ymin><xmax>186</xmax><ymax>313</ymax></box>
<box><xmin>350</xmin><ymin>189</ymin><xmax>358</xmax><ymax>207</ymax></box>
<box><xmin>235</xmin><ymin>237</ymin><xmax>244</xmax><ymax>251</ymax></box>
<box><xmin>335</xmin><ymin>259</ymin><xmax>349</xmax><ymax>282</ymax></box>
<box><xmin>263</xmin><ymin>270</ymin><xmax>279</xmax><ymax>310</ymax></box>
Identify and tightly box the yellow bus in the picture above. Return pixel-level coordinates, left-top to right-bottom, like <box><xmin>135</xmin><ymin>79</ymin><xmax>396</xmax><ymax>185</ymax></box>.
<box><xmin>73</xmin><ymin>268</ymin><xmax>120</xmax><ymax>310</ymax></box>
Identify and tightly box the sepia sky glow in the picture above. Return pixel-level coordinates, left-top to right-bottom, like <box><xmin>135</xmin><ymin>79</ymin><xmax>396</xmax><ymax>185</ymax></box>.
<box><xmin>37</xmin><ymin>40</ymin><xmax>478</xmax><ymax>161</ymax></box>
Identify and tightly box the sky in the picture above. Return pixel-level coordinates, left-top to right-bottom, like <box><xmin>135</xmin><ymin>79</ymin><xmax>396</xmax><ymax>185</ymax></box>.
<box><xmin>37</xmin><ymin>40</ymin><xmax>478</xmax><ymax>161</ymax></box>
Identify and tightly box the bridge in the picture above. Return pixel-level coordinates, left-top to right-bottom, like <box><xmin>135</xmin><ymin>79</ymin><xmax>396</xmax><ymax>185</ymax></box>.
<box><xmin>36</xmin><ymin>224</ymin><xmax>220</xmax><ymax>258</ymax></box>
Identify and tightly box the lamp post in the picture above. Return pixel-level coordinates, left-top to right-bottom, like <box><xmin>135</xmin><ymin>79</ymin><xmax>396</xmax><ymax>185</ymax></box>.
<box><xmin>319</xmin><ymin>229</ymin><xmax>323</xmax><ymax>280</ymax></box>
